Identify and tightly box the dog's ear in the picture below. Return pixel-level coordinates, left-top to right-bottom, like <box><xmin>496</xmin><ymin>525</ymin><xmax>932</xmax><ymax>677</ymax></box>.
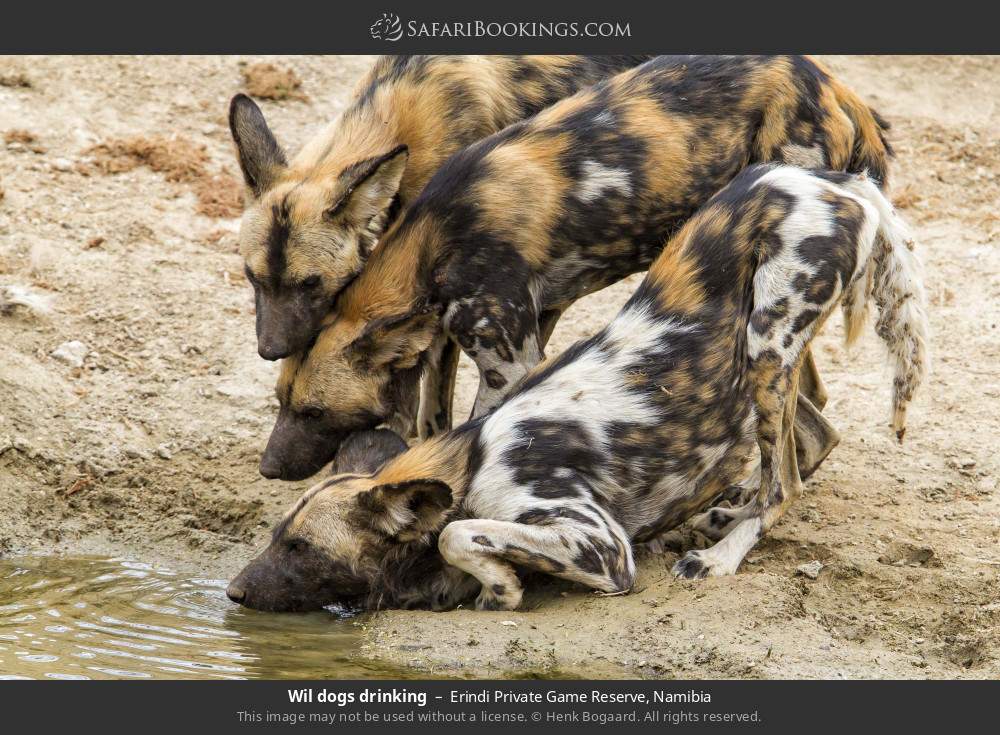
<box><xmin>229</xmin><ymin>94</ymin><xmax>287</xmax><ymax>197</ymax></box>
<box><xmin>348</xmin><ymin>305</ymin><xmax>440</xmax><ymax>370</ymax></box>
<box><xmin>330</xmin><ymin>146</ymin><xmax>408</xmax><ymax>232</ymax></box>
<box><xmin>331</xmin><ymin>429</ymin><xmax>409</xmax><ymax>476</ymax></box>
<box><xmin>357</xmin><ymin>478</ymin><xmax>453</xmax><ymax>541</ymax></box>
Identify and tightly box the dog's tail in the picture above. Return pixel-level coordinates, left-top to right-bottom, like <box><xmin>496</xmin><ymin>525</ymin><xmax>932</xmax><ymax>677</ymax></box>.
<box><xmin>841</xmin><ymin>175</ymin><xmax>929</xmax><ymax>442</ymax></box>
<box><xmin>808</xmin><ymin>56</ymin><xmax>894</xmax><ymax>189</ymax></box>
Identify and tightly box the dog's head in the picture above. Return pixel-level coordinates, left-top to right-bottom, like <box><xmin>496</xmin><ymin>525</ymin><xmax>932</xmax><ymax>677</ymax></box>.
<box><xmin>227</xmin><ymin>467</ymin><xmax>456</xmax><ymax>612</ymax></box>
<box><xmin>229</xmin><ymin>94</ymin><xmax>408</xmax><ymax>360</ymax></box>
<box><xmin>259</xmin><ymin>307</ymin><xmax>440</xmax><ymax>481</ymax></box>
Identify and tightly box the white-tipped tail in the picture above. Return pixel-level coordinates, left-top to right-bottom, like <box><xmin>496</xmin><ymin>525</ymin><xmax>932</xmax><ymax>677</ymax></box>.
<box><xmin>842</xmin><ymin>176</ymin><xmax>929</xmax><ymax>442</ymax></box>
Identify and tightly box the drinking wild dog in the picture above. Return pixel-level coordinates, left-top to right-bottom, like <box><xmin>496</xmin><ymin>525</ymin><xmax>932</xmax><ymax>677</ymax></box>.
<box><xmin>263</xmin><ymin>54</ymin><xmax>893</xmax><ymax>481</ymax></box>
<box><xmin>226</xmin><ymin>164</ymin><xmax>928</xmax><ymax>612</ymax></box>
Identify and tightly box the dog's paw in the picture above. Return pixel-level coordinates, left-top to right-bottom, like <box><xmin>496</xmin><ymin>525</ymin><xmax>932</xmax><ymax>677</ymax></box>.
<box><xmin>672</xmin><ymin>551</ymin><xmax>710</xmax><ymax>580</ymax></box>
<box><xmin>475</xmin><ymin>582</ymin><xmax>523</xmax><ymax>611</ymax></box>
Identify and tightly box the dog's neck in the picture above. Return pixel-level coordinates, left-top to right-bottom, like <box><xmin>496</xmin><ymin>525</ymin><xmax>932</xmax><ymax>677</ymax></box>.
<box><xmin>369</xmin><ymin>537</ymin><xmax>477</xmax><ymax>610</ymax></box>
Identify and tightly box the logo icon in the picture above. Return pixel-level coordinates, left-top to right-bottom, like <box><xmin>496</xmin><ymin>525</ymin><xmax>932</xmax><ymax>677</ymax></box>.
<box><xmin>370</xmin><ymin>13</ymin><xmax>403</xmax><ymax>41</ymax></box>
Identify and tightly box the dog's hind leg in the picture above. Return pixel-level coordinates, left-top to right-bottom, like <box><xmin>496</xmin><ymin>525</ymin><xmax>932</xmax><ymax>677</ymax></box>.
<box><xmin>676</xmin><ymin>357</ymin><xmax>803</xmax><ymax>578</ymax></box>
<box><xmin>794</xmin><ymin>350</ymin><xmax>840</xmax><ymax>480</ymax></box>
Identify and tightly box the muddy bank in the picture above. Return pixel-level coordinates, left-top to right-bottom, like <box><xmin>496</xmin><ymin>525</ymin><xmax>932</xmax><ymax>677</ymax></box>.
<box><xmin>1</xmin><ymin>55</ymin><xmax>998</xmax><ymax>678</ymax></box>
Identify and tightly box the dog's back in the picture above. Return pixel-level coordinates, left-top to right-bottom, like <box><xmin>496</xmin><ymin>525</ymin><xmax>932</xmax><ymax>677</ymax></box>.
<box><xmin>457</xmin><ymin>164</ymin><xmax>926</xmax><ymax>595</ymax></box>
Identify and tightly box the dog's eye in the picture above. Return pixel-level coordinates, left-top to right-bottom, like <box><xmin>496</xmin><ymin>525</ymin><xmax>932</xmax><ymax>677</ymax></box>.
<box><xmin>287</xmin><ymin>539</ymin><xmax>305</xmax><ymax>554</ymax></box>
<box><xmin>302</xmin><ymin>407</ymin><xmax>324</xmax><ymax>420</ymax></box>
<box><xmin>302</xmin><ymin>275</ymin><xmax>321</xmax><ymax>289</ymax></box>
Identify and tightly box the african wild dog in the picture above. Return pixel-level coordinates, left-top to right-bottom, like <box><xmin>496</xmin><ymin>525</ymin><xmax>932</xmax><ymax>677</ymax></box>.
<box><xmin>230</xmin><ymin>54</ymin><xmax>650</xmax><ymax>360</ymax></box>
<box><xmin>226</xmin><ymin>165</ymin><xmax>928</xmax><ymax>612</ymax></box>
<box><xmin>263</xmin><ymin>54</ymin><xmax>893</xmax><ymax>481</ymax></box>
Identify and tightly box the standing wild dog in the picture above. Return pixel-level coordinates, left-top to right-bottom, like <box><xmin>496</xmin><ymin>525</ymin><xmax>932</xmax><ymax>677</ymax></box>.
<box><xmin>226</xmin><ymin>165</ymin><xmax>928</xmax><ymax>612</ymax></box>
<box><xmin>230</xmin><ymin>54</ymin><xmax>650</xmax><ymax>360</ymax></box>
<box><xmin>264</xmin><ymin>54</ymin><xmax>893</xmax><ymax>481</ymax></box>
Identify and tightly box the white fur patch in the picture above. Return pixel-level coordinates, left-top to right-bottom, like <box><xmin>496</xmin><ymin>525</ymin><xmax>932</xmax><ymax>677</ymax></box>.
<box><xmin>468</xmin><ymin>305</ymin><xmax>681</xmax><ymax>518</ymax></box>
<box><xmin>779</xmin><ymin>143</ymin><xmax>825</xmax><ymax>169</ymax></box>
<box><xmin>697</xmin><ymin>516</ymin><xmax>763</xmax><ymax>576</ymax></box>
<box><xmin>576</xmin><ymin>160</ymin><xmax>632</xmax><ymax>203</ymax></box>
<box><xmin>592</xmin><ymin>110</ymin><xmax>616</xmax><ymax>127</ymax></box>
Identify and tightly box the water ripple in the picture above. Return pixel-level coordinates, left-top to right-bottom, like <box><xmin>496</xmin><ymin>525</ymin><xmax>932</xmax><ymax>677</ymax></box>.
<box><xmin>0</xmin><ymin>556</ymin><xmax>404</xmax><ymax>680</ymax></box>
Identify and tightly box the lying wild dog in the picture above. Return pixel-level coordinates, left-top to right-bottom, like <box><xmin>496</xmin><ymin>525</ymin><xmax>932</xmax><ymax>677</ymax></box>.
<box><xmin>264</xmin><ymin>54</ymin><xmax>893</xmax><ymax>481</ymax></box>
<box><xmin>226</xmin><ymin>165</ymin><xmax>928</xmax><ymax>612</ymax></box>
<box><xmin>230</xmin><ymin>54</ymin><xmax>650</xmax><ymax>360</ymax></box>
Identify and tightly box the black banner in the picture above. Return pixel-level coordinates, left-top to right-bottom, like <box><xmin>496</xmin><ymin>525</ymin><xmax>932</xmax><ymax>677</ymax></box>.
<box><xmin>2</xmin><ymin>680</ymin><xmax>998</xmax><ymax>732</ymax></box>
<box><xmin>0</xmin><ymin>0</ymin><xmax>998</xmax><ymax>53</ymax></box>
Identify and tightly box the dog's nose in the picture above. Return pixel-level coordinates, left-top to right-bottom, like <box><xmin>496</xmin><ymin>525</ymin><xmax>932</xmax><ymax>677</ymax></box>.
<box><xmin>258</xmin><ymin>341</ymin><xmax>288</xmax><ymax>361</ymax></box>
<box><xmin>259</xmin><ymin>456</ymin><xmax>283</xmax><ymax>479</ymax></box>
<box><xmin>226</xmin><ymin>583</ymin><xmax>246</xmax><ymax>604</ymax></box>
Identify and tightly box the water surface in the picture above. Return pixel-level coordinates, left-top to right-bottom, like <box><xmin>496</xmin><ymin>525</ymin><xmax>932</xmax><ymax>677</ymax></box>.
<box><xmin>0</xmin><ymin>556</ymin><xmax>405</xmax><ymax>680</ymax></box>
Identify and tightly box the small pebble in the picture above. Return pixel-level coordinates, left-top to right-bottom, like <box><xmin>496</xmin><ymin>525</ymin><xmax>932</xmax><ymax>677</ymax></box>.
<box><xmin>796</xmin><ymin>560</ymin><xmax>824</xmax><ymax>579</ymax></box>
<box><xmin>51</xmin><ymin>340</ymin><xmax>88</xmax><ymax>368</ymax></box>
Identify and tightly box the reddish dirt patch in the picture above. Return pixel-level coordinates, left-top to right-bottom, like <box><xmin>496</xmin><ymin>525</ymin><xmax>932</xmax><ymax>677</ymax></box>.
<box><xmin>241</xmin><ymin>62</ymin><xmax>307</xmax><ymax>101</ymax></box>
<box><xmin>194</xmin><ymin>173</ymin><xmax>244</xmax><ymax>219</ymax></box>
<box><xmin>4</xmin><ymin>129</ymin><xmax>45</xmax><ymax>153</ymax></box>
<box><xmin>79</xmin><ymin>135</ymin><xmax>210</xmax><ymax>182</ymax></box>
<box><xmin>78</xmin><ymin>135</ymin><xmax>243</xmax><ymax>220</ymax></box>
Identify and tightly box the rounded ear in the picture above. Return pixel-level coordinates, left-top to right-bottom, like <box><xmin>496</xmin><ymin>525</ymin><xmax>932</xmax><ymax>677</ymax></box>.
<box><xmin>329</xmin><ymin>145</ymin><xmax>409</xmax><ymax>227</ymax></box>
<box><xmin>229</xmin><ymin>93</ymin><xmax>288</xmax><ymax>197</ymax></box>
<box><xmin>348</xmin><ymin>305</ymin><xmax>440</xmax><ymax>370</ymax></box>
<box><xmin>357</xmin><ymin>478</ymin><xmax>453</xmax><ymax>541</ymax></box>
<box><xmin>331</xmin><ymin>429</ymin><xmax>409</xmax><ymax>476</ymax></box>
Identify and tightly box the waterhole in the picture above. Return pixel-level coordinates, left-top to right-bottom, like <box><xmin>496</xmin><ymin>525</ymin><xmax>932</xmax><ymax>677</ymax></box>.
<box><xmin>0</xmin><ymin>556</ymin><xmax>408</xmax><ymax>680</ymax></box>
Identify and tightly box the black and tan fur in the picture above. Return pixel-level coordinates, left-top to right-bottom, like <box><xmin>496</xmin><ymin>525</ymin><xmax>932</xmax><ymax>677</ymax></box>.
<box><xmin>231</xmin><ymin>54</ymin><xmax>651</xmax><ymax>361</ymax></box>
<box><xmin>227</xmin><ymin>165</ymin><xmax>928</xmax><ymax>612</ymax></box>
<box><xmin>265</xmin><ymin>55</ymin><xmax>893</xmax><ymax>481</ymax></box>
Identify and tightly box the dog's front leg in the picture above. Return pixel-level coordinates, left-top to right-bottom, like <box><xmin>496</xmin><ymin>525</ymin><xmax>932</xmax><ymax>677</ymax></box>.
<box><xmin>443</xmin><ymin>297</ymin><xmax>543</xmax><ymax>418</ymax></box>
<box><xmin>418</xmin><ymin>335</ymin><xmax>461</xmax><ymax>439</ymax></box>
<box><xmin>439</xmin><ymin>517</ymin><xmax>635</xmax><ymax>611</ymax></box>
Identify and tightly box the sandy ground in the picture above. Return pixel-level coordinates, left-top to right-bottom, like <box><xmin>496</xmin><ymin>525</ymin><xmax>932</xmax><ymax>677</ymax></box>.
<box><xmin>0</xmin><ymin>55</ymin><xmax>997</xmax><ymax>679</ymax></box>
